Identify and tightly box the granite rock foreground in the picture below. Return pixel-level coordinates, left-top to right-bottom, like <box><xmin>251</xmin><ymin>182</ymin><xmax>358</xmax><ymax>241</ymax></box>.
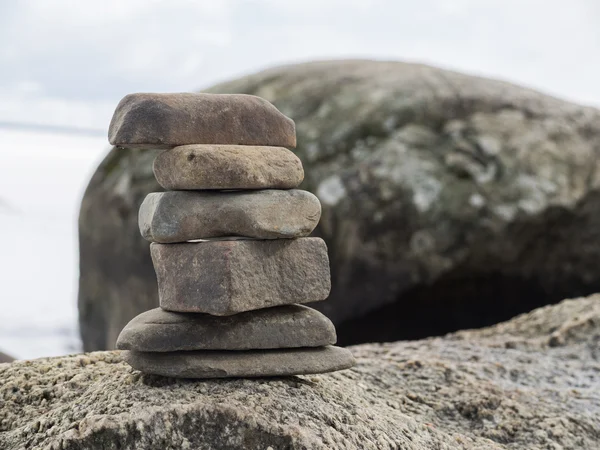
<box><xmin>2</xmin><ymin>295</ymin><xmax>599</xmax><ymax>449</ymax></box>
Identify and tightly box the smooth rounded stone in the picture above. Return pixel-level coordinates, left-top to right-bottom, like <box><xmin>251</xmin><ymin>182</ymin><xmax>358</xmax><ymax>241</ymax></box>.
<box><xmin>139</xmin><ymin>189</ymin><xmax>321</xmax><ymax>243</ymax></box>
<box><xmin>151</xmin><ymin>238</ymin><xmax>331</xmax><ymax>315</ymax></box>
<box><xmin>109</xmin><ymin>93</ymin><xmax>296</xmax><ymax>149</ymax></box>
<box><xmin>153</xmin><ymin>144</ymin><xmax>304</xmax><ymax>190</ymax></box>
<box><xmin>123</xmin><ymin>346</ymin><xmax>355</xmax><ymax>378</ymax></box>
<box><xmin>116</xmin><ymin>305</ymin><xmax>336</xmax><ymax>352</ymax></box>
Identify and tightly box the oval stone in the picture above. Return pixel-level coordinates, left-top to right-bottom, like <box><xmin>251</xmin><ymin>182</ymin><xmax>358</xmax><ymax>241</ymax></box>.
<box><xmin>153</xmin><ymin>145</ymin><xmax>303</xmax><ymax>190</ymax></box>
<box><xmin>139</xmin><ymin>189</ymin><xmax>321</xmax><ymax>242</ymax></box>
<box><xmin>116</xmin><ymin>305</ymin><xmax>336</xmax><ymax>352</ymax></box>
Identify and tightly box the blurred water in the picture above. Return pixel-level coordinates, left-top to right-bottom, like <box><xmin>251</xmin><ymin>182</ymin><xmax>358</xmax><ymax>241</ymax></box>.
<box><xmin>0</xmin><ymin>128</ymin><xmax>107</xmax><ymax>359</ymax></box>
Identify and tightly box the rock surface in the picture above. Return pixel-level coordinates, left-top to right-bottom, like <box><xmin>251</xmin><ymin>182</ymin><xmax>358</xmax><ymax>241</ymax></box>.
<box><xmin>154</xmin><ymin>144</ymin><xmax>304</xmax><ymax>190</ymax></box>
<box><xmin>139</xmin><ymin>189</ymin><xmax>321</xmax><ymax>242</ymax></box>
<box><xmin>3</xmin><ymin>295</ymin><xmax>600</xmax><ymax>449</ymax></box>
<box><xmin>124</xmin><ymin>346</ymin><xmax>354</xmax><ymax>379</ymax></box>
<box><xmin>109</xmin><ymin>93</ymin><xmax>296</xmax><ymax>149</ymax></box>
<box><xmin>80</xmin><ymin>60</ymin><xmax>600</xmax><ymax>351</ymax></box>
<box><xmin>152</xmin><ymin>238</ymin><xmax>331</xmax><ymax>315</ymax></box>
<box><xmin>116</xmin><ymin>305</ymin><xmax>336</xmax><ymax>351</ymax></box>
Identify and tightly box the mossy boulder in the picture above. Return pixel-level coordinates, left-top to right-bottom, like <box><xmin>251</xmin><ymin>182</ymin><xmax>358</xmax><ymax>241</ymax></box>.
<box><xmin>79</xmin><ymin>60</ymin><xmax>600</xmax><ymax>351</ymax></box>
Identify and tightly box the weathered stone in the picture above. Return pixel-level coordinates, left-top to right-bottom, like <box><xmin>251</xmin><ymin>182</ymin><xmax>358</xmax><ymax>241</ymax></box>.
<box><xmin>108</xmin><ymin>93</ymin><xmax>296</xmax><ymax>149</ymax></box>
<box><xmin>152</xmin><ymin>238</ymin><xmax>331</xmax><ymax>315</ymax></box>
<box><xmin>139</xmin><ymin>189</ymin><xmax>321</xmax><ymax>243</ymax></box>
<box><xmin>153</xmin><ymin>144</ymin><xmax>304</xmax><ymax>190</ymax></box>
<box><xmin>124</xmin><ymin>346</ymin><xmax>354</xmax><ymax>379</ymax></box>
<box><xmin>116</xmin><ymin>305</ymin><xmax>336</xmax><ymax>351</ymax></box>
<box><xmin>3</xmin><ymin>296</ymin><xmax>600</xmax><ymax>449</ymax></box>
<box><xmin>80</xmin><ymin>60</ymin><xmax>600</xmax><ymax>351</ymax></box>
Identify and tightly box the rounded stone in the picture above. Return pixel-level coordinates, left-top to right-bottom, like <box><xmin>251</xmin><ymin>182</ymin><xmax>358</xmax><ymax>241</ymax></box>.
<box><xmin>81</xmin><ymin>60</ymin><xmax>600</xmax><ymax>352</ymax></box>
<box><xmin>153</xmin><ymin>144</ymin><xmax>304</xmax><ymax>190</ymax></box>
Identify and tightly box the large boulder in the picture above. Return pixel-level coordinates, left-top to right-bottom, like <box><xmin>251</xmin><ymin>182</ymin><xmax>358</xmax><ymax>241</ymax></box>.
<box><xmin>79</xmin><ymin>60</ymin><xmax>600</xmax><ymax>351</ymax></box>
<box><xmin>3</xmin><ymin>295</ymin><xmax>599</xmax><ymax>449</ymax></box>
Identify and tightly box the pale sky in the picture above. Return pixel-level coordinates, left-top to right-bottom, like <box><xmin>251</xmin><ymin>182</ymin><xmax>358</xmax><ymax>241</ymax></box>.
<box><xmin>1</xmin><ymin>0</ymin><xmax>599</xmax><ymax>132</ymax></box>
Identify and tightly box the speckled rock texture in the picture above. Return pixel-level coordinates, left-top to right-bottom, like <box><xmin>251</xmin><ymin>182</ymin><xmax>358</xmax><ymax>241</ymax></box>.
<box><xmin>2</xmin><ymin>295</ymin><xmax>599</xmax><ymax>449</ymax></box>
<box><xmin>139</xmin><ymin>189</ymin><xmax>321</xmax><ymax>242</ymax></box>
<box><xmin>116</xmin><ymin>305</ymin><xmax>336</xmax><ymax>351</ymax></box>
<box><xmin>152</xmin><ymin>238</ymin><xmax>331</xmax><ymax>315</ymax></box>
<box><xmin>79</xmin><ymin>60</ymin><xmax>600</xmax><ymax>351</ymax></box>
<box><xmin>153</xmin><ymin>144</ymin><xmax>304</xmax><ymax>190</ymax></box>
<box><xmin>109</xmin><ymin>93</ymin><xmax>296</xmax><ymax>149</ymax></box>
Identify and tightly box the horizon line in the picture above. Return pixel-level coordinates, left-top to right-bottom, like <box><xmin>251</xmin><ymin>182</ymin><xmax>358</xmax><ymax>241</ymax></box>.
<box><xmin>0</xmin><ymin>121</ymin><xmax>106</xmax><ymax>137</ymax></box>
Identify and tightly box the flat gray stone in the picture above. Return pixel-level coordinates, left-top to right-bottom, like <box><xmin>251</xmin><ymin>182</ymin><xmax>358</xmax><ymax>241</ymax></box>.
<box><xmin>109</xmin><ymin>93</ymin><xmax>296</xmax><ymax>149</ymax></box>
<box><xmin>123</xmin><ymin>346</ymin><xmax>355</xmax><ymax>378</ymax></box>
<box><xmin>139</xmin><ymin>189</ymin><xmax>321</xmax><ymax>243</ymax></box>
<box><xmin>151</xmin><ymin>238</ymin><xmax>331</xmax><ymax>315</ymax></box>
<box><xmin>116</xmin><ymin>305</ymin><xmax>336</xmax><ymax>352</ymax></box>
<box><xmin>153</xmin><ymin>144</ymin><xmax>304</xmax><ymax>190</ymax></box>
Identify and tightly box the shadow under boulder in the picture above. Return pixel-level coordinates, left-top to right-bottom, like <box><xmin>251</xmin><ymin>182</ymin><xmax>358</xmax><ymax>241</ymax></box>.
<box><xmin>337</xmin><ymin>273</ymin><xmax>589</xmax><ymax>345</ymax></box>
<box><xmin>79</xmin><ymin>60</ymin><xmax>600</xmax><ymax>351</ymax></box>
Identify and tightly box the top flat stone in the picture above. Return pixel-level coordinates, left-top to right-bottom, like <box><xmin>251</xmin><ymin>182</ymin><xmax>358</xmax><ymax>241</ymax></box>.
<box><xmin>108</xmin><ymin>93</ymin><xmax>296</xmax><ymax>149</ymax></box>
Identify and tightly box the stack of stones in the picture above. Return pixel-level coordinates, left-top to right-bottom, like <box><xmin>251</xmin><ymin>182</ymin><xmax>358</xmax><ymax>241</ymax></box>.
<box><xmin>110</xmin><ymin>93</ymin><xmax>355</xmax><ymax>378</ymax></box>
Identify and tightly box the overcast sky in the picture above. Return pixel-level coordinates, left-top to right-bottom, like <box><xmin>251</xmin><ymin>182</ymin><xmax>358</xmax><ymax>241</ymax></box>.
<box><xmin>1</xmin><ymin>0</ymin><xmax>599</xmax><ymax>132</ymax></box>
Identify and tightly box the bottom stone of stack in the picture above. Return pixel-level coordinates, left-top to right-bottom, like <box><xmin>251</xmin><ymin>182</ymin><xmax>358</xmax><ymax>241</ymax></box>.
<box><xmin>123</xmin><ymin>346</ymin><xmax>355</xmax><ymax>378</ymax></box>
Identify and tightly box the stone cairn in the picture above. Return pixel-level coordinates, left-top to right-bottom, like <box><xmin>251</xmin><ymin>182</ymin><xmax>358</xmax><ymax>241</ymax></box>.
<box><xmin>110</xmin><ymin>93</ymin><xmax>355</xmax><ymax>378</ymax></box>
